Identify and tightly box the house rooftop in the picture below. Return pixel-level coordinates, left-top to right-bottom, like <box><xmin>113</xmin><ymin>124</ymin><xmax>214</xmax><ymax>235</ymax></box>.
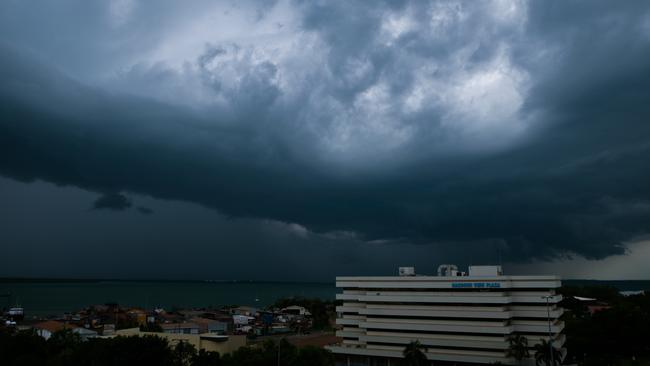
<box><xmin>33</xmin><ymin>320</ymin><xmax>71</xmax><ymax>333</ymax></box>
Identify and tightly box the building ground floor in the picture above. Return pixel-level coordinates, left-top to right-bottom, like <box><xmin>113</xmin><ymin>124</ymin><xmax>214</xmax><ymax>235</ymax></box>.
<box><xmin>335</xmin><ymin>354</ymin><xmax>500</xmax><ymax>366</ymax></box>
<box><xmin>334</xmin><ymin>351</ymin><xmax>567</xmax><ymax>366</ymax></box>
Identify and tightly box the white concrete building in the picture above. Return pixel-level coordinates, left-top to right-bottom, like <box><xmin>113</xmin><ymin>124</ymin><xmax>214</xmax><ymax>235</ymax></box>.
<box><xmin>327</xmin><ymin>265</ymin><xmax>565</xmax><ymax>366</ymax></box>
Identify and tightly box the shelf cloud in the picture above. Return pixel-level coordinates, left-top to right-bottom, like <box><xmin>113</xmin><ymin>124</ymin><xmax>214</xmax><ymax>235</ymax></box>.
<box><xmin>1</xmin><ymin>0</ymin><xmax>650</xmax><ymax>275</ymax></box>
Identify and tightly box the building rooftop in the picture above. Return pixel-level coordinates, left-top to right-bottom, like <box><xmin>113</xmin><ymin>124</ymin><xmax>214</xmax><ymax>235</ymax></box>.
<box><xmin>336</xmin><ymin>274</ymin><xmax>561</xmax><ymax>281</ymax></box>
<box><xmin>33</xmin><ymin>320</ymin><xmax>70</xmax><ymax>333</ymax></box>
<box><xmin>161</xmin><ymin>322</ymin><xmax>199</xmax><ymax>330</ymax></box>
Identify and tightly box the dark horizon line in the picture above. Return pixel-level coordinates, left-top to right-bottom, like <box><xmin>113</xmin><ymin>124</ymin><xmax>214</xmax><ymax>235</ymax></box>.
<box><xmin>2</xmin><ymin>276</ymin><xmax>650</xmax><ymax>284</ymax></box>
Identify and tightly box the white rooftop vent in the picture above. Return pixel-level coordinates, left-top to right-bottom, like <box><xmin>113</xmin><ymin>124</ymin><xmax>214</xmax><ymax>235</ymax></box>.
<box><xmin>468</xmin><ymin>265</ymin><xmax>502</xmax><ymax>277</ymax></box>
<box><xmin>398</xmin><ymin>267</ymin><xmax>416</xmax><ymax>276</ymax></box>
<box><xmin>437</xmin><ymin>264</ymin><xmax>459</xmax><ymax>276</ymax></box>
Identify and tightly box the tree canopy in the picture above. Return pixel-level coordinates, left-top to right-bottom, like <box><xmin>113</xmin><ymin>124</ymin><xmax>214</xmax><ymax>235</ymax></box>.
<box><xmin>0</xmin><ymin>329</ymin><xmax>334</xmax><ymax>366</ymax></box>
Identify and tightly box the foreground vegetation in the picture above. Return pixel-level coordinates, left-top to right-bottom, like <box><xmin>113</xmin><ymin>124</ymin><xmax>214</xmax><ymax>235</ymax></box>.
<box><xmin>558</xmin><ymin>286</ymin><xmax>650</xmax><ymax>366</ymax></box>
<box><xmin>0</xmin><ymin>329</ymin><xmax>333</xmax><ymax>366</ymax></box>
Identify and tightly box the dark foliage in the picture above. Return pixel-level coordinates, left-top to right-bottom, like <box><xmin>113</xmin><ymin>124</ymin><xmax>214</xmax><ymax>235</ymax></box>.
<box><xmin>402</xmin><ymin>340</ymin><xmax>428</xmax><ymax>366</ymax></box>
<box><xmin>533</xmin><ymin>339</ymin><xmax>561</xmax><ymax>366</ymax></box>
<box><xmin>191</xmin><ymin>350</ymin><xmax>221</xmax><ymax>366</ymax></box>
<box><xmin>0</xmin><ymin>328</ymin><xmax>334</xmax><ymax>366</ymax></box>
<box><xmin>0</xmin><ymin>329</ymin><xmax>175</xmax><ymax>366</ymax></box>
<box><xmin>559</xmin><ymin>286</ymin><xmax>650</xmax><ymax>366</ymax></box>
<box><xmin>506</xmin><ymin>334</ymin><xmax>530</xmax><ymax>364</ymax></box>
<box><xmin>221</xmin><ymin>339</ymin><xmax>333</xmax><ymax>366</ymax></box>
<box><xmin>116</xmin><ymin>317</ymin><xmax>141</xmax><ymax>330</ymax></box>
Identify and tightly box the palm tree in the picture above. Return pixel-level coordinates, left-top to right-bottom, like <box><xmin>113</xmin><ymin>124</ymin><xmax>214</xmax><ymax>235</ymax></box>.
<box><xmin>506</xmin><ymin>334</ymin><xmax>530</xmax><ymax>365</ymax></box>
<box><xmin>403</xmin><ymin>340</ymin><xmax>428</xmax><ymax>366</ymax></box>
<box><xmin>534</xmin><ymin>339</ymin><xmax>562</xmax><ymax>366</ymax></box>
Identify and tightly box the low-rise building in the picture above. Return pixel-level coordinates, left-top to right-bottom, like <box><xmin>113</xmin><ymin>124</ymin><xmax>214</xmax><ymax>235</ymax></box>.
<box><xmin>231</xmin><ymin>306</ymin><xmax>257</xmax><ymax>317</ymax></box>
<box><xmin>33</xmin><ymin>320</ymin><xmax>98</xmax><ymax>341</ymax></box>
<box><xmin>33</xmin><ymin>320</ymin><xmax>68</xmax><ymax>340</ymax></box>
<box><xmin>161</xmin><ymin>322</ymin><xmax>200</xmax><ymax>334</ymax></box>
<box><xmin>127</xmin><ymin>309</ymin><xmax>148</xmax><ymax>325</ymax></box>
<box><xmin>281</xmin><ymin>305</ymin><xmax>312</xmax><ymax>316</ymax></box>
<box><xmin>190</xmin><ymin>317</ymin><xmax>231</xmax><ymax>334</ymax></box>
<box><xmin>102</xmin><ymin>324</ymin><xmax>116</xmax><ymax>336</ymax></box>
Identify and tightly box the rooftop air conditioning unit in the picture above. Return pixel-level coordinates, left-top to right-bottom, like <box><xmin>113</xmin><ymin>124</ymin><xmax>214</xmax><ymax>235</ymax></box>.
<box><xmin>468</xmin><ymin>265</ymin><xmax>503</xmax><ymax>276</ymax></box>
<box><xmin>437</xmin><ymin>264</ymin><xmax>458</xmax><ymax>277</ymax></box>
<box><xmin>398</xmin><ymin>267</ymin><xmax>416</xmax><ymax>276</ymax></box>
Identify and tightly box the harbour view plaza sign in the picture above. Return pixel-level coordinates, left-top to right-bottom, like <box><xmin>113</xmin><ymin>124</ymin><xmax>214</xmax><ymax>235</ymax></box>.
<box><xmin>451</xmin><ymin>282</ymin><xmax>501</xmax><ymax>288</ymax></box>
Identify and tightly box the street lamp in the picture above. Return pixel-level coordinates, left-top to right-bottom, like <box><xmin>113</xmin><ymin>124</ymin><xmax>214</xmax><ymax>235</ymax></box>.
<box><xmin>541</xmin><ymin>295</ymin><xmax>555</xmax><ymax>366</ymax></box>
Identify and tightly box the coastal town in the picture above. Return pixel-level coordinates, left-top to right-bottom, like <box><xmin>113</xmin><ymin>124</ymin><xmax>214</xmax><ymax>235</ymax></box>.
<box><xmin>3</xmin><ymin>266</ymin><xmax>650</xmax><ymax>366</ymax></box>
<box><xmin>1</xmin><ymin>297</ymin><xmax>339</xmax><ymax>355</ymax></box>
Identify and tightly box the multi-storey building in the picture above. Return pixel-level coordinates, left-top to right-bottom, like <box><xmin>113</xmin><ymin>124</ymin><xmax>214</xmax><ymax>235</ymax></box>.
<box><xmin>327</xmin><ymin>265</ymin><xmax>565</xmax><ymax>366</ymax></box>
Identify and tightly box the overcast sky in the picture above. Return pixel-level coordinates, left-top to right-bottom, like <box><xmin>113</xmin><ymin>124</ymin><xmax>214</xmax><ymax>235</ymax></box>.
<box><xmin>1</xmin><ymin>0</ymin><xmax>650</xmax><ymax>281</ymax></box>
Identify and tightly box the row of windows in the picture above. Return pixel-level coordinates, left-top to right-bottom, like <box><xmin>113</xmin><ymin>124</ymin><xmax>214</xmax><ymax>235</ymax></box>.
<box><xmin>365</xmin><ymin>341</ymin><xmax>506</xmax><ymax>353</ymax></box>
<box><xmin>341</xmin><ymin>327</ymin><xmax>558</xmax><ymax>337</ymax></box>
<box><xmin>364</xmin><ymin>314</ymin><xmax>507</xmax><ymax>322</ymax></box>
<box><xmin>341</xmin><ymin>287</ymin><xmax>557</xmax><ymax>293</ymax></box>
<box><xmin>339</xmin><ymin>301</ymin><xmax>558</xmax><ymax>307</ymax></box>
<box><xmin>341</xmin><ymin>313</ymin><xmax>555</xmax><ymax>322</ymax></box>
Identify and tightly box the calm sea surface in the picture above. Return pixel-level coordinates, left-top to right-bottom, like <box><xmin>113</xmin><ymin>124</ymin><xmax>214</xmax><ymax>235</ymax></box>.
<box><xmin>0</xmin><ymin>280</ymin><xmax>336</xmax><ymax>317</ymax></box>
<box><xmin>2</xmin><ymin>279</ymin><xmax>650</xmax><ymax>317</ymax></box>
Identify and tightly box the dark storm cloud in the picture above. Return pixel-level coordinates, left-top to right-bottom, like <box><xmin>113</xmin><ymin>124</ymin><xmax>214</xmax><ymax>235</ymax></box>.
<box><xmin>137</xmin><ymin>206</ymin><xmax>154</xmax><ymax>215</ymax></box>
<box><xmin>93</xmin><ymin>193</ymin><xmax>132</xmax><ymax>211</ymax></box>
<box><xmin>1</xmin><ymin>0</ymin><xmax>650</xmax><ymax>264</ymax></box>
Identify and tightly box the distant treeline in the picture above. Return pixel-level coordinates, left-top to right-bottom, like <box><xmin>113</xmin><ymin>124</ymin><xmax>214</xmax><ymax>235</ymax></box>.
<box><xmin>562</xmin><ymin>280</ymin><xmax>650</xmax><ymax>292</ymax></box>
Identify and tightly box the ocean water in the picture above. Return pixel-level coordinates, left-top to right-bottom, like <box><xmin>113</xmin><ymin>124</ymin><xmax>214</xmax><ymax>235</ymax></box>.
<box><xmin>2</xmin><ymin>279</ymin><xmax>649</xmax><ymax>317</ymax></box>
<box><xmin>0</xmin><ymin>280</ymin><xmax>336</xmax><ymax>317</ymax></box>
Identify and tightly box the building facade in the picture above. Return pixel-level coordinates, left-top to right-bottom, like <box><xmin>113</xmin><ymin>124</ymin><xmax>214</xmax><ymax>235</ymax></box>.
<box><xmin>327</xmin><ymin>265</ymin><xmax>565</xmax><ymax>366</ymax></box>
